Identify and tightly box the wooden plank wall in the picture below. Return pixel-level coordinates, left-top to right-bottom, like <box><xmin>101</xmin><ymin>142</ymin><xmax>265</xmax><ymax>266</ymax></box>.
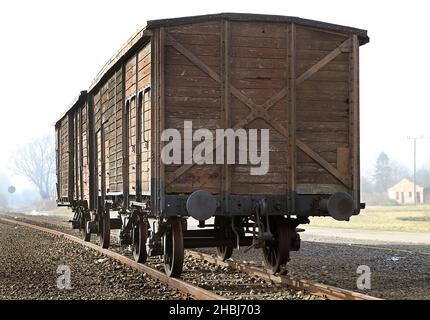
<box><xmin>94</xmin><ymin>70</ymin><xmax>124</xmax><ymax>196</ymax></box>
<box><xmin>125</xmin><ymin>55</ymin><xmax>137</xmax><ymax>194</ymax></box>
<box><xmin>86</xmin><ymin>41</ymin><xmax>152</xmax><ymax>199</ymax></box>
<box><xmin>164</xmin><ymin>21</ymin><xmax>222</xmax><ymax>193</ymax></box>
<box><xmin>56</xmin><ymin>19</ymin><xmax>359</xmax><ymax>207</ymax></box>
<box><xmin>73</xmin><ymin>110</ymin><xmax>80</xmax><ymax>200</ymax></box>
<box><xmin>123</xmin><ymin>42</ymin><xmax>152</xmax><ymax>195</ymax></box>
<box><xmin>141</xmin><ymin>89</ymin><xmax>152</xmax><ymax>192</ymax></box>
<box><xmin>81</xmin><ymin>102</ymin><xmax>90</xmax><ymax>200</ymax></box>
<box><xmin>139</xmin><ymin>46</ymin><xmax>152</xmax><ymax>193</ymax></box>
<box><xmin>163</xmin><ymin>20</ymin><xmax>290</xmax><ymax>195</ymax></box>
<box><xmin>59</xmin><ymin>116</ymin><xmax>69</xmax><ymax>198</ymax></box>
<box><xmin>57</xmin><ymin>101</ymin><xmax>89</xmax><ymax>203</ymax></box>
<box><xmin>229</xmin><ymin>21</ymin><xmax>289</xmax><ymax>195</ymax></box>
<box><xmin>161</xmin><ymin>20</ymin><xmax>355</xmax><ymax>197</ymax></box>
<box><xmin>295</xmin><ymin>26</ymin><xmax>352</xmax><ymax>193</ymax></box>
<box><xmin>94</xmin><ymin>91</ymin><xmax>102</xmax><ymax>195</ymax></box>
<box><xmin>105</xmin><ymin>70</ymin><xmax>124</xmax><ymax>193</ymax></box>
<box><xmin>101</xmin><ymin>81</ymin><xmax>110</xmax><ymax>191</ymax></box>
<box><xmin>55</xmin><ymin>127</ymin><xmax>60</xmax><ymax>199</ymax></box>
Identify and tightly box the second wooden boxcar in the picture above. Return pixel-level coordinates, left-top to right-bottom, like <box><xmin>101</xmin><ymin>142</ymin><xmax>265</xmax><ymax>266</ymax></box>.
<box><xmin>56</xmin><ymin>13</ymin><xmax>369</xmax><ymax>277</ymax></box>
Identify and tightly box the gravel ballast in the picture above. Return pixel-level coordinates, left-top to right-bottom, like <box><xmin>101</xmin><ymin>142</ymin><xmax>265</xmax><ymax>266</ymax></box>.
<box><xmin>0</xmin><ymin>220</ymin><xmax>185</xmax><ymax>300</ymax></box>
<box><xmin>199</xmin><ymin>240</ymin><xmax>430</xmax><ymax>300</ymax></box>
<box><xmin>6</xmin><ymin>213</ymin><xmax>428</xmax><ymax>300</ymax></box>
<box><xmin>0</xmin><ymin>214</ymin><xmax>318</xmax><ymax>300</ymax></box>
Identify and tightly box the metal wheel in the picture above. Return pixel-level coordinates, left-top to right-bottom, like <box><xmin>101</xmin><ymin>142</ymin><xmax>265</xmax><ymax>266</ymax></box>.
<box><xmin>263</xmin><ymin>217</ymin><xmax>290</xmax><ymax>274</ymax></box>
<box><xmin>163</xmin><ymin>217</ymin><xmax>184</xmax><ymax>278</ymax></box>
<box><xmin>215</xmin><ymin>216</ymin><xmax>234</xmax><ymax>261</ymax></box>
<box><xmin>132</xmin><ymin>216</ymin><xmax>148</xmax><ymax>263</ymax></box>
<box><xmin>79</xmin><ymin>209</ymin><xmax>91</xmax><ymax>242</ymax></box>
<box><xmin>99</xmin><ymin>209</ymin><xmax>110</xmax><ymax>249</ymax></box>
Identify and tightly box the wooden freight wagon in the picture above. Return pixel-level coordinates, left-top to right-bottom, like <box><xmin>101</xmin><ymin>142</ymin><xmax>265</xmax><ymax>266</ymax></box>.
<box><xmin>55</xmin><ymin>13</ymin><xmax>369</xmax><ymax>277</ymax></box>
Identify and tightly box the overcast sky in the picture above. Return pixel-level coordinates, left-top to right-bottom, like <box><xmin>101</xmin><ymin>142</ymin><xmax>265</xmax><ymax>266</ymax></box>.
<box><xmin>1</xmin><ymin>0</ymin><xmax>429</xmax><ymax>189</ymax></box>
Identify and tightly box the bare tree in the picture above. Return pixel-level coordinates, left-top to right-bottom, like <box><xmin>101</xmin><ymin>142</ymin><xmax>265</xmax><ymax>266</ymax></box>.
<box><xmin>14</xmin><ymin>135</ymin><xmax>55</xmax><ymax>200</ymax></box>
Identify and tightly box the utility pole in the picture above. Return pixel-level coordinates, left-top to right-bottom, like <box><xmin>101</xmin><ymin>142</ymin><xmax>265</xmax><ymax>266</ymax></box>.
<box><xmin>407</xmin><ymin>136</ymin><xmax>430</xmax><ymax>205</ymax></box>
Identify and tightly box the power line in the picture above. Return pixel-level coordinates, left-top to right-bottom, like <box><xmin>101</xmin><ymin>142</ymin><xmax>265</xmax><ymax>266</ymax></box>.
<box><xmin>406</xmin><ymin>136</ymin><xmax>430</xmax><ymax>205</ymax></box>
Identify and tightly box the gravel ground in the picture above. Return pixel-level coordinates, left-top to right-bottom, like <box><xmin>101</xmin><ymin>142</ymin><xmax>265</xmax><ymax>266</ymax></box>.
<box><xmin>0</xmin><ymin>220</ymin><xmax>185</xmax><ymax>300</ymax></box>
<box><xmin>7</xmin><ymin>212</ymin><xmax>429</xmax><ymax>300</ymax></box>
<box><xmin>1</xmin><ymin>214</ymin><xmax>318</xmax><ymax>300</ymax></box>
<box><xmin>109</xmin><ymin>246</ymin><xmax>318</xmax><ymax>300</ymax></box>
<box><xmin>0</xmin><ymin>214</ymin><xmax>318</xmax><ymax>300</ymax></box>
<box><xmin>165</xmin><ymin>256</ymin><xmax>317</xmax><ymax>300</ymax></box>
<box><xmin>199</xmin><ymin>240</ymin><xmax>430</xmax><ymax>300</ymax></box>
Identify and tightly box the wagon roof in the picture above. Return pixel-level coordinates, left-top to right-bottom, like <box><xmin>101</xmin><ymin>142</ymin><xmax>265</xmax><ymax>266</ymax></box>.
<box><xmin>147</xmin><ymin>12</ymin><xmax>369</xmax><ymax>43</ymax></box>
<box><xmin>56</xmin><ymin>13</ymin><xmax>369</xmax><ymax>125</ymax></box>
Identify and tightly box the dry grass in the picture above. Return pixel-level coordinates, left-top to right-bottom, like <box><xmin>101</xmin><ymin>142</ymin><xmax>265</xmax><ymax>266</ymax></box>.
<box><xmin>310</xmin><ymin>205</ymin><xmax>430</xmax><ymax>233</ymax></box>
<box><xmin>35</xmin><ymin>205</ymin><xmax>430</xmax><ymax>233</ymax></box>
<box><xmin>26</xmin><ymin>206</ymin><xmax>72</xmax><ymax>218</ymax></box>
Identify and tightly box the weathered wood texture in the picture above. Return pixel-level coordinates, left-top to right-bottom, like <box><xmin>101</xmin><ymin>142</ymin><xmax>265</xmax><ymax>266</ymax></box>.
<box><xmin>164</xmin><ymin>21</ymin><xmax>222</xmax><ymax>193</ymax></box>
<box><xmin>295</xmin><ymin>26</ymin><xmax>352</xmax><ymax>191</ymax></box>
<box><xmin>59</xmin><ymin>116</ymin><xmax>69</xmax><ymax>198</ymax></box>
<box><xmin>57</xmin><ymin>42</ymin><xmax>151</xmax><ymax>203</ymax></box>
<box><xmin>161</xmin><ymin>20</ymin><xmax>358</xmax><ymax>196</ymax></box>
<box><xmin>94</xmin><ymin>41</ymin><xmax>152</xmax><ymax>197</ymax></box>
<box><xmin>56</xmin><ymin>15</ymin><xmax>365</xmax><ymax>207</ymax></box>
<box><xmin>81</xmin><ymin>103</ymin><xmax>90</xmax><ymax>199</ymax></box>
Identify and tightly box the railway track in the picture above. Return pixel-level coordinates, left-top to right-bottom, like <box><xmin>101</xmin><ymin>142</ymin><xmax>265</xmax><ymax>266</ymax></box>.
<box><xmin>18</xmin><ymin>214</ymin><xmax>430</xmax><ymax>257</ymax></box>
<box><xmin>1</xmin><ymin>213</ymin><xmax>381</xmax><ymax>301</ymax></box>
<box><xmin>0</xmin><ymin>217</ymin><xmax>223</xmax><ymax>301</ymax></box>
<box><xmin>185</xmin><ymin>251</ymin><xmax>379</xmax><ymax>300</ymax></box>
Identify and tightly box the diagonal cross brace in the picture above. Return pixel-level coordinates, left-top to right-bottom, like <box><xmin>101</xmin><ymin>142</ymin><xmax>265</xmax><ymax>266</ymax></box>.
<box><xmin>165</xmin><ymin>34</ymin><xmax>351</xmax><ymax>187</ymax></box>
<box><xmin>165</xmin><ymin>34</ymin><xmax>288</xmax><ymax>185</ymax></box>
<box><xmin>294</xmin><ymin>37</ymin><xmax>353</xmax><ymax>187</ymax></box>
<box><xmin>295</xmin><ymin>38</ymin><xmax>352</xmax><ymax>85</ymax></box>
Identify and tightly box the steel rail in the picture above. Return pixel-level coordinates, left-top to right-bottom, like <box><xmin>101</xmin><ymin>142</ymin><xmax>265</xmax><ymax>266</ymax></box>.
<box><xmin>0</xmin><ymin>217</ymin><xmax>225</xmax><ymax>301</ymax></box>
<box><xmin>4</xmin><ymin>214</ymin><xmax>382</xmax><ymax>300</ymax></box>
<box><xmin>186</xmin><ymin>250</ymin><xmax>382</xmax><ymax>301</ymax></box>
<box><xmin>18</xmin><ymin>215</ymin><xmax>430</xmax><ymax>257</ymax></box>
<box><xmin>11</xmin><ymin>215</ymin><xmax>70</xmax><ymax>228</ymax></box>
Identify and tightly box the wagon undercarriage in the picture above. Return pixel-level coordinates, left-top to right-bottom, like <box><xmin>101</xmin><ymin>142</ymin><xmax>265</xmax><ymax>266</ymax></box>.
<box><xmin>69</xmin><ymin>189</ymin><xmax>359</xmax><ymax>276</ymax></box>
